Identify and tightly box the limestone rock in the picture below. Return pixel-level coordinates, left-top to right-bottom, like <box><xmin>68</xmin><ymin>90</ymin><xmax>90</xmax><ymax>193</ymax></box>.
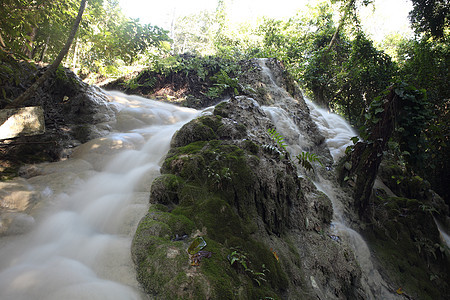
<box><xmin>133</xmin><ymin>94</ymin><xmax>364</xmax><ymax>299</ymax></box>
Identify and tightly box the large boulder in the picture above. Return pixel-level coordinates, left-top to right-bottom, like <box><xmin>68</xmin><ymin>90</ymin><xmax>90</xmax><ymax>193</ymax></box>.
<box><xmin>1</xmin><ymin>63</ymin><xmax>116</xmax><ymax>179</ymax></box>
<box><xmin>132</xmin><ymin>94</ymin><xmax>363</xmax><ymax>299</ymax></box>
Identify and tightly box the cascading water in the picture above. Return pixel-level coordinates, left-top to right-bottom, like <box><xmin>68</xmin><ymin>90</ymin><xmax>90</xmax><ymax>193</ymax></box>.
<box><xmin>0</xmin><ymin>91</ymin><xmax>198</xmax><ymax>300</ymax></box>
<box><xmin>435</xmin><ymin>218</ymin><xmax>450</xmax><ymax>248</ymax></box>
<box><xmin>257</xmin><ymin>58</ymin><xmax>399</xmax><ymax>299</ymax></box>
<box><xmin>306</xmin><ymin>101</ymin><xmax>397</xmax><ymax>299</ymax></box>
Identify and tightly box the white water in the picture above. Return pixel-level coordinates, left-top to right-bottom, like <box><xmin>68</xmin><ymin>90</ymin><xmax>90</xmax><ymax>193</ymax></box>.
<box><xmin>306</xmin><ymin>99</ymin><xmax>356</xmax><ymax>162</ymax></box>
<box><xmin>435</xmin><ymin>218</ymin><xmax>450</xmax><ymax>248</ymax></box>
<box><xmin>0</xmin><ymin>91</ymin><xmax>198</xmax><ymax>300</ymax></box>
<box><xmin>257</xmin><ymin>58</ymin><xmax>397</xmax><ymax>299</ymax></box>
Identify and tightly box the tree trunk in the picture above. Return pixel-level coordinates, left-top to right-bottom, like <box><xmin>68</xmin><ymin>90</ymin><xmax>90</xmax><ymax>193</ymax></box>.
<box><xmin>23</xmin><ymin>27</ymin><xmax>38</xmax><ymax>59</ymax></box>
<box><xmin>341</xmin><ymin>88</ymin><xmax>400</xmax><ymax>217</ymax></box>
<box><xmin>72</xmin><ymin>37</ymin><xmax>79</xmax><ymax>69</ymax></box>
<box><xmin>328</xmin><ymin>0</ymin><xmax>356</xmax><ymax>50</ymax></box>
<box><xmin>0</xmin><ymin>31</ymin><xmax>6</xmax><ymax>49</ymax></box>
<box><xmin>7</xmin><ymin>0</ymin><xmax>87</xmax><ymax>108</ymax></box>
<box><xmin>328</xmin><ymin>18</ymin><xmax>344</xmax><ymax>50</ymax></box>
<box><xmin>40</xmin><ymin>35</ymin><xmax>50</xmax><ymax>62</ymax></box>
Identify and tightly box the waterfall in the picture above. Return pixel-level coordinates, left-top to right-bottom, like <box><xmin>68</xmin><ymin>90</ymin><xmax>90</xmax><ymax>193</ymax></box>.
<box><xmin>0</xmin><ymin>91</ymin><xmax>199</xmax><ymax>300</ymax></box>
<box><xmin>306</xmin><ymin>99</ymin><xmax>356</xmax><ymax>162</ymax></box>
<box><xmin>257</xmin><ymin>58</ymin><xmax>398</xmax><ymax>299</ymax></box>
<box><xmin>435</xmin><ymin>218</ymin><xmax>450</xmax><ymax>248</ymax></box>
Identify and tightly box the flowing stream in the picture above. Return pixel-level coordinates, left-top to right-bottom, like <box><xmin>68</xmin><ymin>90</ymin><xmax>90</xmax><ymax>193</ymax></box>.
<box><xmin>258</xmin><ymin>58</ymin><xmax>398</xmax><ymax>299</ymax></box>
<box><xmin>0</xmin><ymin>60</ymin><xmax>410</xmax><ymax>299</ymax></box>
<box><xmin>307</xmin><ymin>101</ymin><xmax>396</xmax><ymax>299</ymax></box>
<box><xmin>0</xmin><ymin>92</ymin><xmax>198</xmax><ymax>300</ymax></box>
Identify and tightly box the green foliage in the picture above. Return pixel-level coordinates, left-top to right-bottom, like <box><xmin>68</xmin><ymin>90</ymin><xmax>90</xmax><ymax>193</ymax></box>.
<box><xmin>0</xmin><ymin>0</ymin><xmax>170</xmax><ymax>78</ymax></box>
<box><xmin>0</xmin><ymin>0</ymin><xmax>80</xmax><ymax>59</ymax></box>
<box><xmin>206</xmin><ymin>166</ymin><xmax>232</xmax><ymax>189</ymax></box>
<box><xmin>122</xmin><ymin>69</ymin><xmax>157</xmax><ymax>90</ymax></box>
<box><xmin>409</xmin><ymin>0</ymin><xmax>449</xmax><ymax>39</ymax></box>
<box><xmin>265</xmin><ymin>129</ymin><xmax>325</xmax><ymax>174</ymax></box>
<box><xmin>149</xmin><ymin>54</ymin><xmax>241</xmax><ymax>81</ymax></box>
<box><xmin>296</xmin><ymin>151</ymin><xmax>323</xmax><ymax>172</ymax></box>
<box><xmin>252</xmin><ymin>4</ymin><xmax>396</xmax><ymax>127</ymax></box>
<box><xmin>207</xmin><ymin>69</ymin><xmax>240</xmax><ymax>98</ymax></box>
<box><xmin>126</xmin><ymin>54</ymin><xmax>249</xmax><ymax>100</ymax></box>
<box><xmin>359</xmin><ymin>81</ymin><xmax>431</xmax><ymax>178</ymax></box>
<box><xmin>228</xmin><ymin>248</ymin><xmax>268</xmax><ymax>286</ymax></box>
<box><xmin>392</xmin><ymin>82</ymin><xmax>431</xmax><ymax>168</ymax></box>
<box><xmin>267</xmin><ymin>128</ymin><xmax>287</xmax><ymax>150</ymax></box>
<box><xmin>394</xmin><ymin>37</ymin><xmax>449</xmax><ymax>201</ymax></box>
<box><xmin>419</xmin><ymin>204</ymin><xmax>439</xmax><ymax>215</ymax></box>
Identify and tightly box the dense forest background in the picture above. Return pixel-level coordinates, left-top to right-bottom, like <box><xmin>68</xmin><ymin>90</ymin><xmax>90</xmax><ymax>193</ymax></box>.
<box><xmin>0</xmin><ymin>0</ymin><xmax>448</xmax><ymax>202</ymax></box>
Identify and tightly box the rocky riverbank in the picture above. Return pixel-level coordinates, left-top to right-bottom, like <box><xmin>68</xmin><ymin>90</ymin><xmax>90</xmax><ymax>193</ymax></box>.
<box><xmin>1</xmin><ymin>55</ymin><xmax>448</xmax><ymax>299</ymax></box>
<box><xmin>1</xmin><ymin>54</ymin><xmax>116</xmax><ymax>180</ymax></box>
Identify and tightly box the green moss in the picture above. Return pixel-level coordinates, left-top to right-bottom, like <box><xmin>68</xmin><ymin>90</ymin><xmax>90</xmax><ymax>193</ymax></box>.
<box><xmin>133</xmin><ymin>130</ymin><xmax>295</xmax><ymax>298</ymax></box>
<box><xmin>199</xmin><ymin>238</ymin><xmax>241</xmax><ymax>299</ymax></box>
<box><xmin>0</xmin><ymin>166</ymin><xmax>20</xmax><ymax>181</ymax></box>
<box><xmin>367</xmin><ymin>232</ymin><xmax>440</xmax><ymax>300</ymax></box>
<box><xmin>242</xmin><ymin>139</ymin><xmax>260</xmax><ymax>155</ymax></box>
<box><xmin>172</xmin><ymin>183</ymin><xmax>288</xmax><ymax>295</ymax></box>
<box><xmin>171</xmin><ymin>115</ymin><xmax>226</xmax><ymax>148</ymax></box>
<box><xmin>134</xmin><ymin>194</ymin><xmax>288</xmax><ymax>298</ymax></box>
<box><xmin>366</xmin><ymin>195</ymin><xmax>449</xmax><ymax>300</ymax></box>
<box><xmin>135</xmin><ymin>237</ymin><xmax>191</xmax><ymax>297</ymax></box>
<box><xmin>150</xmin><ymin>174</ymin><xmax>185</xmax><ymax>206</ymax></box>
<box><xmin>186</xmin><ymin>122</ymin><xmax>216</xmax><ymax>142</ymax></box>
<box><xmin>163</xmin><ymin>142</ymin><xmax>207</xmax><ymax>178</ymax></box>
<box><xmin>198</xmin><ymin>115</ymin><xmax>223</xmax><ymax>132</ymax></box>
<box><xmin>213</xmin><ymin>101</ymin><xmax>230</xmax><ymax>118</ymax></box>
<box><xmin>164</xmin><ymin>140</ymin><xmax>255</xmax><ymax>200</ymax></box>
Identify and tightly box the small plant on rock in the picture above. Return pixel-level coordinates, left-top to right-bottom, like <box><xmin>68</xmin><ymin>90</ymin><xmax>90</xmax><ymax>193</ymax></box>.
<box><xmin>228</xmin><ymin>248</ymin><xmax>268</xmax><ymax>286</ymax></box>
<box><xmin>267</xmin><ymin>128</ymin><xmax>287</xmax><ymax>151</ymax></box>
<box><xmin>296</xmin><ymin>151</ymin><xmax>323</xmax><ymax>172</ymax></box>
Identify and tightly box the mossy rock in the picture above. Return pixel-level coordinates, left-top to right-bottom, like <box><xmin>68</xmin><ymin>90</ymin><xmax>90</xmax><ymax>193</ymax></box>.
<box><xmin>313</xmin><ymin>192</ymin><xmax>333</xmax><ymax>225</ymax></box>
<box><xmin>133</xmin><ymin>135</ymin><xmax>294</xmax><ymax>298</ymax></box>
<box><xmin>162</xmin><ymin>140</ymin><xmax>253</xmax><ymax>196</ymax></box>
<box><xmin>170</xmin><ymin>114</ymin><xmax>247</xmax><ymax>149</ymax></box>
<box><xmin>365</xmin><ymin>195</ymin><xmax>450</xmax><ymax>300</ymax></box>
<box><xmin>161</xmin><ymin>139</ymin><xmax>296</xmax><ymax>235</ymax></box>
<box><xmin>214</xmin><ymin>101</ymin><xmax>230</xmax><ymax>118</ymax></box>
<box><xmin>150</xmin><ymin>174</ymin><xmax>185</xmax><ymax>209</ymax></box>
<box><xmin>171</xmin><ymin>116</ymin><xmax>221</xmax><ymax>148</ymax></box>
<box><xmin>133</xmin><ymin>190</ymin><xmax>288</xmax><ymax>299</ymax></box>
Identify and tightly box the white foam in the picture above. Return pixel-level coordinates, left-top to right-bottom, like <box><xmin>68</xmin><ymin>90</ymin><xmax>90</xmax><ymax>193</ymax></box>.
<box><xmin>0</xmin><ymin>91</ymin><xmax>199</xmax><ymax>300</ymax></box>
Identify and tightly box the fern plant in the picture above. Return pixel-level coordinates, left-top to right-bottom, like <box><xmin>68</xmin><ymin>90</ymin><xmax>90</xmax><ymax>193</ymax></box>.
<box><xmin>296</xmin><ymin>151</ymin><xmax>323</xmax><ymax>172</ymax></box>
<box><xmin>267</xmin><ymin>128</ymin><xmax>287</xmax><ymax>150</ymax></box>
<box><xmin>265</xmin><ymin>129</ymin><xmax>323</xmax><ymax>174</ymax></box>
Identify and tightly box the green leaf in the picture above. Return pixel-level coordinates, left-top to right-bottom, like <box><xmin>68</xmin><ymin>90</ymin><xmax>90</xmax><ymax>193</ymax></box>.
<box><xmin>374</xmin><ymin>107</ymin><xmax>384</xmax><ymax>114</ymax></box>
<box><xmin>395</xmin><ymin>88</ymin><xmax>404</xmax><ymax>97</ymax></box>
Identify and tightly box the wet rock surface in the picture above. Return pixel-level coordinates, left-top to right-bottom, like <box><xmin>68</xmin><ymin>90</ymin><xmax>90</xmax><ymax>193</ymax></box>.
<box><xmin>1</xmin><ymin>64</ymin><xmax>116</xmax><ymax>237</ymax></box>
<box><xmin>1</xmin><ymin>64</ymin><xmax>116</xmax><ymax>180</ymax></box>
<box><xmin>132</xmin><ymin>66</ymin><xmax>365</xmax><ymax>298</ymax></box>
<box><xmin>362</xmin><ymin>158</ymin><xmax>450</xmax><ymax>300</ymax></box>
